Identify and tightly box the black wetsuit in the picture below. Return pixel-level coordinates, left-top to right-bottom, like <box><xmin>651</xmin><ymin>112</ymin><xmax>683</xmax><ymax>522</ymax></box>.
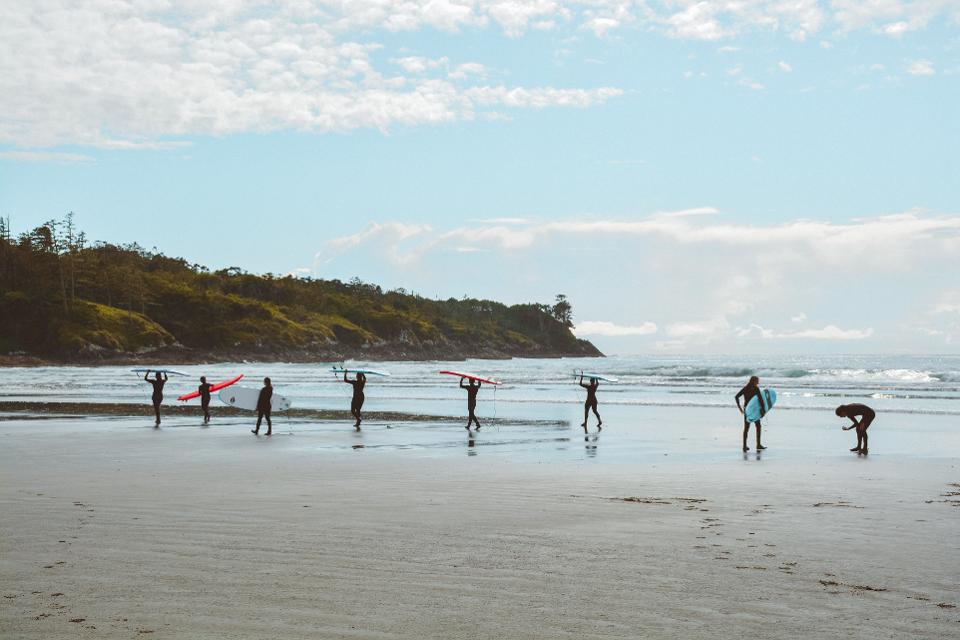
<box><xmin>735</xmin><ymin>381</ymin><xmax>765</xmax><ymax>451</ymax></box>
<box><xmin>580</xmin><ymin>378</ymin><xmax>602</xmax><ymax>428</ymax></box>
<box><xmin>146</xmin><ymin>374</ymin><xmax>166</xmax><ymax>424</ymax></box>
<box><xmin>346</xmin><ymin>376</ymin><xmax>366</xmax><ymax>427</ymax></box>
<box><xmin>840</xmin><ymin>403</ymin><xmax>876</xmax><ymax>452</ymax></box>
<box><xmin>255</xmin><ymin>386</ymin><xmax>272</xmax><ymax>434</ymax></box>
<box><xmin>735</xmin><ymin>383</ymin><xmax>764</xmax><ymax>424</ymax></box>
<box><xmin>461</xmin><ymin>379</ymin><xmax>482</xmax><ymax>429</ymax></box>
<box><xmin>199</xmin><ymin>382</ymin><xmax>213</xmax><ymax>423</ymax></box>
<box><xmin>842</xmin><ymin>403</ymin><xmax>876</xmax><ymax>428</ymax></box>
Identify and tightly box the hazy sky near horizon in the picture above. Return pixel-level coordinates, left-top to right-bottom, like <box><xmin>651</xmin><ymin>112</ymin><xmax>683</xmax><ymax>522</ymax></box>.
<box><xmin>1</xmin><ymin>0</ymin><xmax>959</xmax><ymax>354</ymax></box>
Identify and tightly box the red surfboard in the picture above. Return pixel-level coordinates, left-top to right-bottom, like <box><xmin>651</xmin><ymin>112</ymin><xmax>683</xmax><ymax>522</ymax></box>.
<box><xmin>177</xmin><ymin>374</ymin><xmax>244</xmax><ymax>401</ymax></box>
<box><xmin>439</xmin><ymin>370</ymin><xmax>502</xmax><ymax>385</ymax></box>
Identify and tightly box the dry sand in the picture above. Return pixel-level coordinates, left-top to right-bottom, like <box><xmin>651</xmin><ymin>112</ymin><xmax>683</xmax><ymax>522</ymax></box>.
<box><xmin>2</xmin><ymin>415</ymin><xmax>959</xmax><ymax>639</ymax></box>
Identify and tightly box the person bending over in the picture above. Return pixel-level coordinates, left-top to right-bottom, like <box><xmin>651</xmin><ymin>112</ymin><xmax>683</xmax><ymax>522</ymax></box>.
<box><xmin>145</xmin><ymin>371</ymin><xmax>167</xmax><ymax>426</ymax></box>
<box><xmin>579</xmin><ymin>375</ymin><xmax>602</xmax><ymax>432</ymax></box>
<box><xmin>344</xmin><ymin>372</ymin><xmax>366</xmax><ymax>430</ymax></box>
<box><xmin>252</xmin><ymin>377</ymin><xmax>273</xmax><ymax>436</ymax></box>
<box><xmin>836</xmin><ymin>403</ymin><xmax>875</xmax><ymax>454</ymax></box>
<box><xmin>735</xmin><ymin>375</ymin><xmax>766</xmax><ymax>452</ymax></box>
<box><xmin>198</xmin><ymin>376</ymin><xmax>213</xmax><ymax>424</ymax></box>
<box><xmin>460</xmin><ymin>377</ymin><xmax>482</xmax><ymax>431</ymax></box>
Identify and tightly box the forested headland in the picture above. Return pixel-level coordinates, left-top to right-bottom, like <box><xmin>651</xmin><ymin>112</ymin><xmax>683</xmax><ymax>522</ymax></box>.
<box><xmin>0</xmin><ymin>215</ymin><xmax>601</xmax><ymax>363</ymax></box>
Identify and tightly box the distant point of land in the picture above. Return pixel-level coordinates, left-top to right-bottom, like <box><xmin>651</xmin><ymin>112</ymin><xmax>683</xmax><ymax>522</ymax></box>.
<box><xmin>0</xmin><ymin>214</ymin><xmax>601</xmax><ymax>364</ymax></box>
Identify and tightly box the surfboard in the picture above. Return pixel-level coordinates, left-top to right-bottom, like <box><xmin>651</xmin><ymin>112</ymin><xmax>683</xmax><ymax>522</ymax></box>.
<box><xmin>572</xmin><ymin>371</ymin><xmax>618</xmax><ymax>383</ymax></box>
<box><xmin>745</xmin><ymin>388</ymin><xmax>777</xmax><ymax>423</ymax></box>
<box><xmin>330</xmin><ymin>367</ymin><xmax>391</xmax><ymax>377</ymax></box>
<box><xmin>439</xmin><ymin>370</ymin><xmax>502</xmax><ymax>385</ymax></box>
<box><xmin>177</xmin><ymin>374</ymin><xmax>244</xmax><ymax>402</ymax></box>
<box><xmin>131</xmin><ymin>368</ymin><xmax>188</xmax><ymax>376</ymax></box>
<box><xmin>218</xmin><ymin>386</ymin><xmax>292</xmax><ymax>412</ymax></box>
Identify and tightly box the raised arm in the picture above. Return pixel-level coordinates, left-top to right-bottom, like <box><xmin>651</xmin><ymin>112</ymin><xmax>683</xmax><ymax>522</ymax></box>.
<box><xmin>162</xmin><ymin>372</ymin><xmax>168</xmax><ymax>381</ymax></box>
<box><xmin>144</xmin><ymin>371</ymin><xmax>150</xmax><ymax>381</ymax></box>
<box><xmin>460</xmin><ymin>377</ymin><xmax>467</xmax><ymax>389</ymax></box>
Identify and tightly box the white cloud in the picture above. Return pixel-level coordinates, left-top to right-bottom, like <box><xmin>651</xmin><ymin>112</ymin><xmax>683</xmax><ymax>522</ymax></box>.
<box><xmin>391</xmin><ymin>56</ymin><xmax>449</xmax><ymax>73</ymax></box>
<box><xmin>667</xmin><ymin>317</ymin><xmax>730</xmax><ymax>339</ymax></box>
<box><xmin>448</xmin><ymin>62</ymin><xmax>487</xmax><ymax>80</ymax></box>
<box><xmin>2</xmin><ymin>1</ymin><xmax>956</xmax><ymax>150</ymax></box>
<box><xmin>583</xmin><ymin>17</ymin><xmax>620</xmax><ymax>37</ymax></box>
<box><xmin>737</xmin><ymin>323</ymin><xmax>873</xmax><ymax>340</ymax></box>
<box><xmin>778</xmin><ymin>60</ymin><xmax>793</xmax><ymax>72</ymax></box>
<box><xmin>319</xmin><ymin>221</ymin><xmax>433</xmax><ymax>266</ymax></box>
<box><xmin>320</xmin><ymin>209</ymin><xmax>960</xmax><ymax>271</ymax></box>
<box><xmin>574</xmin><ymin>320</ymin><xmax>658</xmax><ymax>337</ymax></box>
<box><xmin>0</xmin><ymin>1</ymin><xmax>621</xmax><ymax>149</ymax></box>
<box><xmin>907</xmin><ymin>59</ymin><xmax>935</xmax><ymax>76</ymax></box>
<box><xmin>0</xmin><ymin>150</ymin><xmax>93</xmax><ymax>163</ymax></box>
<box><xmin>931</xmin><ymin>291</ymin><xmax>960</xmax><ymax>315</ymax></box>
<box><xmin>777</xmin><ymin>325</ymin><xmax>875</xmax><ymax>340</ymax></box>
<box><xmin>833</xmin><ymin>0</ymin><xmax>955</xmax><ymax>36</ymax></box>
<box><xmin>315</xmin><ymin>209</ymin><xmax>960</xmax><ymax>350</ymax></box>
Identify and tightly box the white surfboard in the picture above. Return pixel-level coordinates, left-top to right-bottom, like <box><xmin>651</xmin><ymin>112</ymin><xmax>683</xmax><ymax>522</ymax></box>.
<box><xmin>572</xmin><ymin>371</ymin><xmax>619</xmax><ymax>383</ymax></box>
<box><xmin>218</xmin><ymin>386</ymin><xmax>292</xmax><ymax>412</ymax></box>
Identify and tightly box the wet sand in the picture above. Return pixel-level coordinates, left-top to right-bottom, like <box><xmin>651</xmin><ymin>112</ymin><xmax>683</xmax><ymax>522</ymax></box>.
<box><xmin>1</xmin><ymin>410</ymin><xmax>958</xmax><ymax>639</ymax></box>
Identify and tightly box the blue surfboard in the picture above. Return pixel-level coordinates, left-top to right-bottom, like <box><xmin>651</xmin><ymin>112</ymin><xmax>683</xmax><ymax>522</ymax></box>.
<box><xmin>745</xmin><ymin>388</ymin><xmax>777</xmax><ymax>423</ymax></box>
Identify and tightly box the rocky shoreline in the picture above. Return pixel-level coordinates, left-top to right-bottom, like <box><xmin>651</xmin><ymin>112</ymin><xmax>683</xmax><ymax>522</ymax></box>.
<box><xmin>0</xmin><ymin>341</ymin><xmax>603</xmax><ymax>367</ymax></box>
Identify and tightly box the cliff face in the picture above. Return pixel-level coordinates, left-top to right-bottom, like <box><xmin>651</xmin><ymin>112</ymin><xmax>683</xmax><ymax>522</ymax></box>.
<box><xmin>0</xmin><ymin>228</ymin><xmax>602</xmax><ymax>362</ymax></box>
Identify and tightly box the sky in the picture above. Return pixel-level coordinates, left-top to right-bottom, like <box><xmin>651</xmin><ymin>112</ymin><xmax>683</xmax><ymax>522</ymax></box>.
<box><xmin>1</xmin><ymin>0</ymin><xmax>959</xmax><ymax>355</ymax></box>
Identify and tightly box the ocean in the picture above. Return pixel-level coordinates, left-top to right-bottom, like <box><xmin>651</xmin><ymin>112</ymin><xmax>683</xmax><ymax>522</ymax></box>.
<box><xmin>2</xmin><ymin>354</ymin><xmax>958</xmax><ymax>417</ymax></box>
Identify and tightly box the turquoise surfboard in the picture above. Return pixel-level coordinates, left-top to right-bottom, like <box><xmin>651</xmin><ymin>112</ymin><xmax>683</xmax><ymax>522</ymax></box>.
<box><xmin>745</xmin><ymin>388</ymin><xmax>777</xmax><ymax>423</ymax></box>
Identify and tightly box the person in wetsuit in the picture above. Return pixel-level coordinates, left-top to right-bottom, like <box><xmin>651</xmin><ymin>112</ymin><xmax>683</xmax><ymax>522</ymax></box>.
<box><xmin>144</xmin><ymin>371</ymin><xmax>167</xmax><ymax>426</ymax></box>
<box><xmin>343</xmin><ymin>371</ymin><xmax>366</xmax><ymax>430</ymax></box>
<box><xmin>735</xmin><ymin>375</ymin><xmax>766</xmax><ymax>452</ymax></box>
<box><xmin>836</xmin><ymin>403</ymin><xmax>876</xmax><ymax>454</ymax></box>
<box><xmin>579</xmin><ymin>374</ymin><xmax>602</xmax><ymax>432</ymax></box>
<box><xmin>252</xmin><ymin>377</ymin><xmax>273</xmax><ymax>436</ymax></box>
<box><xmin>460</xmin><ymin>377</ymin><xmax>482</xmax><ymax>431</ymax></box>
<box><xmin>198</xmin><ymin>376</ymin><xmax>213</xmax><ymax>424</ymax></box>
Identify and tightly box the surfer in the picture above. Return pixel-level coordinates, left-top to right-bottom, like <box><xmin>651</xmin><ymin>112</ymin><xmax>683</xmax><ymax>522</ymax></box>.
<box><xmin>836</xmin><ymin>403</ymin><xmax>875</xmax><ymax>454</ymax></box>
<box><xmin>735</xmin><ymin>376</ymin><xmax>766</xmax><ymax>452</ymax></box>
<box><xmin>579</xmin><ymin>374</ymin><xmax>602</xmax><ymax>431</ymax></box>
<box><xmin>460</xmin><ymin>377</ymin><xmax>482</xmax><ymax>430</ymax></box>
<box><xmin>198</xmin><ymin>376</ymin><xmax>213</xmax><ymax>424</ymax></box>
<box><xmin>343</xmin><ymin>371</ymin><xmax>366</xmax><ymax>430</ymax></box>
<box><xmin>252</xmin><ymin>377</ymin><xmax>273</xmax><ymax>436</ymax></box>
<box><xmin>144</xmin><ymin>371</ymin><xmax>167</xmax><ymax>426</ymax></box>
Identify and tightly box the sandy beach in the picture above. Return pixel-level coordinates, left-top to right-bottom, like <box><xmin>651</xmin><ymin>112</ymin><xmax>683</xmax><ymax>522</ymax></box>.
<box><xmin>2</xmin><ymin>405</ymin><xmax>958</xmax><ymax>639</ymax></box>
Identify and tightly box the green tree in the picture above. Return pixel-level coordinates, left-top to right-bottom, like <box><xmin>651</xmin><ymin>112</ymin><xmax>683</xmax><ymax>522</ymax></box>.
<box><xmin>552</xmin><ymin>294</ymin><xmax>573</xmax><ymax>327</ymax></box>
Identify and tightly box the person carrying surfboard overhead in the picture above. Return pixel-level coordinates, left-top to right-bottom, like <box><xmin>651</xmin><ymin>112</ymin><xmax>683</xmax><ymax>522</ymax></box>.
<box><xmin>144</xmin><ymin>371</ymin><xmax>167</xmax><ymax>426</ymax></box>
<box><xmin>252</xmin><ymin>377</ymin><xmax>273</xmax><ymax>436</ymax></box>
<box><xmin>836</xmin><ymin>403</ymin><xmax>876</xmax><ymax>454</ymax></box>
<box><xmin>579</xmin><ymin>374</ymin><xmax>602</xmax><ymax>431</ymax></box>
<box><xmin>343</xmin><ymin>371</ymin><xmax>366</xmax><ymax>430</ymax></box>
<box><xmin>735</xmin><ymin>376</ymin><xmax>766</xmax><ymax>452</ymax></box>
<box><xmin>198</xmin><ymin>376</ymin><xmax>213</xmax><ymax>425</ymax></box>
<box><xmin>460</xmin><ymin>377</ymin><xmax>482</xmax><ymax>430</ymax></box>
